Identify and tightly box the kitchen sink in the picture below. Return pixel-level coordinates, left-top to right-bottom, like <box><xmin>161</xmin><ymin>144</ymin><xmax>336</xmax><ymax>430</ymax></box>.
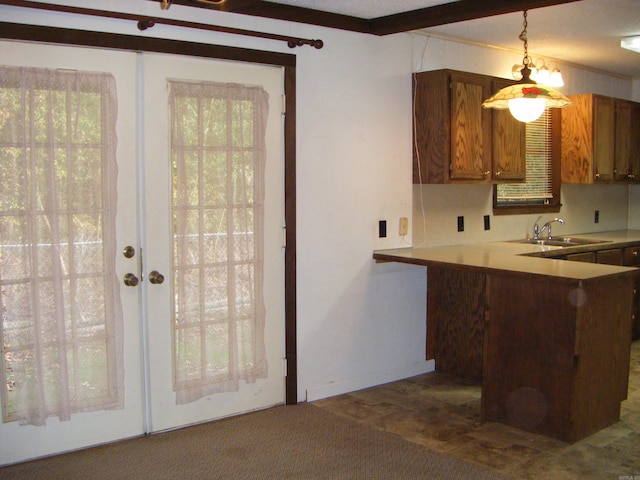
<box><xmin>515</xmin><ymin>236</ymin><xmax>611</xmax><ymax>247</ymax></box>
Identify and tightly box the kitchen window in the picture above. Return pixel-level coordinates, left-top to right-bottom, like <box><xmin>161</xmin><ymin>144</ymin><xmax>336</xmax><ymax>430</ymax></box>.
<box><xmin>493</xmin><ymin>109</ymin><xmax>561</xmax><ymax>215</ymax></box>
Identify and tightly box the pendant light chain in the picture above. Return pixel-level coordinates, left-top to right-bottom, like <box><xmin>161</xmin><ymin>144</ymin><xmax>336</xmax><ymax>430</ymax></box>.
<box><xmin>519</xmin><ymin>10</ymin><xmax>531</xmax><ymax>69</ymax></box>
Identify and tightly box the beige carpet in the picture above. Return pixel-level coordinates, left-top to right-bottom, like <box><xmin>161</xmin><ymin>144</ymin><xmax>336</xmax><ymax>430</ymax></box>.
<box><xmin>0</xmin><ymin>403</ymin><xmax>510</xmax><ymax>479</ymax></box>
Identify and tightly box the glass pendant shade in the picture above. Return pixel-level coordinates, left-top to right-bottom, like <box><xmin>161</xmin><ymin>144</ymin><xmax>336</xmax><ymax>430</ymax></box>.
<box><xmin>508</xmin><ymin>97</ymin><xmax>546</xmax><ymax>122</ymax></box>
<box><xmin>536</xmin><ymin>66</ymin><xmax>550</xmax><ymax>85</ymax></box>
<box><xmin>549</xmin><ymin>69</ymin><xmax>564</xmax><ymax>87</ymax></box>
<box><xmin>482</xmin><ymin>82</ymin><xmax>572</xmax><ymax>123</ymax></box>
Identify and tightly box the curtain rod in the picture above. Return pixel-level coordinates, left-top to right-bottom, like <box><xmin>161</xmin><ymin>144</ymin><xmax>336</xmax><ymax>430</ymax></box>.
<box><xmin>0</xmin><ymin>0</ymin><xmax>324</xmax><ymax>49</ymax></box>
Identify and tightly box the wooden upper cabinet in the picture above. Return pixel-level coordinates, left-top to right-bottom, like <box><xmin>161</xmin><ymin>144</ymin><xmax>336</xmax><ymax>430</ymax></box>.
<box><xmin>561</xmin><ymin>94</ymin><xmax>616</xmax><ymax>183</ymax></box>
<box><xmin>413</xmin><ymin>69</ymin><xmax>525</xmax><ymax>184</ymax></box>
<box><xmin>615</xmin><ymin>99</ymin><xmax>640</xmax><ymax>182</ymax></box>
<box><xmin>491</xmin><ymin>78</ymin><xmax>526</xmax><ymax>182</ymax></box>
<box><xmin>449</xmin><ymin>72</ymin><xmax>491</xmax><ymax>182</ymax></box>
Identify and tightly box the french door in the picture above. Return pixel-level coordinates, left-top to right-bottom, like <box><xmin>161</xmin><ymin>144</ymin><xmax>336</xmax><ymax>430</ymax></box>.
<box><xmin>0</xmin><ymin>41</ymin><xmax>285</xmax><ymax>465</ymax></box>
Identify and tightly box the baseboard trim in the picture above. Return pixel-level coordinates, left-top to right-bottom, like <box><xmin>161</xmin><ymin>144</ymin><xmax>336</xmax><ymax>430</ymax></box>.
<box><xmin>305</xmin><ymin>360</ymin><xmax>435</xmax><ymax>402</ymax></box>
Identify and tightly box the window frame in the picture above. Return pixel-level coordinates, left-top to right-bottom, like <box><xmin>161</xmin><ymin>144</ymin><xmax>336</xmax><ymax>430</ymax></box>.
<box><xmin>493</xmin><ymin>109</ymin><xmax>562</xmax><ymax>215</ymax></box>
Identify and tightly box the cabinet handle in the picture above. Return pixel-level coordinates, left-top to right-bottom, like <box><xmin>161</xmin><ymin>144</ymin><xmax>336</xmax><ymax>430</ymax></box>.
<box><xmin>595</xmin><ymin>173</ymin><xmax>600</xmax><ymax>179</ymax></box>
<box><xmin>484</xmin><ymin>171</ymin><xmax>490</xmax><ymax>176</ymax></box>
<box><xmin>634</xmin><ymin>251</ymin><xmax>638</xmax><ymax>256</ymax></box>
<box><xmin>495</xmin><ymin>171</ymin><xmax>502</xmax><ymax>177</ymax></box>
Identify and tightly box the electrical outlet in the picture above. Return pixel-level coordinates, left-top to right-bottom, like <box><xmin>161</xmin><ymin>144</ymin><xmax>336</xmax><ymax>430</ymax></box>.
<box><xmin>457</xmin><ymin>216</ymin><xmax>464</xmax><ymax>232</ymax></box>
<box><xmin>484</xmin><ymin>215</ymin><xmax>490</xmax><ymax>231</ymax></box>
<box><xmin>399</xmin><ymin>217</ymin><xmax>409</xmax><ymax>236</ymax></box>
<box><xmin>379</xmin><ymin>220</ymin><xmax>387</xmax><ymax>238</ymax></box>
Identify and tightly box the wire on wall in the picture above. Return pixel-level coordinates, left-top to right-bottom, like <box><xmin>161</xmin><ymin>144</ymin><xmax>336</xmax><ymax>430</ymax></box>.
<box><xmin>412</xmin><ymin>34</ymin><xmax>430</xmax><ymax>248</ymax></box>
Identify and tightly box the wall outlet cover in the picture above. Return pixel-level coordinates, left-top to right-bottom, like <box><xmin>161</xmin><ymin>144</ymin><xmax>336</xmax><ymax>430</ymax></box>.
<box><xmin>399</xmin><ymin>217</ymin><xmax>409</xmax><ymax>236</ymax></box>
<box><xmin>379</xmin><ymin>220</ymin><xmax>387</xmax><ymax>238</ymax></box>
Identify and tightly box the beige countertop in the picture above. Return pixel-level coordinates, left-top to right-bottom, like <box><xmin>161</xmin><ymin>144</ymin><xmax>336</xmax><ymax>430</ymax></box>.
<box><xmin>373</xmin><ymin>230</ymin><xmax>640</xmax><ymax>282</ymax></box>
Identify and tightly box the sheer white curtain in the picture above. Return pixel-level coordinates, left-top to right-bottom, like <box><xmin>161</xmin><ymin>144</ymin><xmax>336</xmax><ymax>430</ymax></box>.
<box><xmin>0</xmin><ymin>67</ymin><xmax>122</xmax><ymax>426</ymax></box>
<box><xmin>169</xmin><ymin>81</ymin><xmax>268</xmax><ymax>404</ymax></box>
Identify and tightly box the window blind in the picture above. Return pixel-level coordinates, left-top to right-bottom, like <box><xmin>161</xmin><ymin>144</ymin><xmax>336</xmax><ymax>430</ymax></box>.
<box><xmin>497</xmin><ymin>110</ymin><xmax>552</xmax><ymax>204</ymax></box>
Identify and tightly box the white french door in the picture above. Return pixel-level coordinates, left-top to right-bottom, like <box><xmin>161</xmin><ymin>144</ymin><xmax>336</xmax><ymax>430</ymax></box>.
<box><xmin>0</xmin><ymin>41</ymin><xmax>285</xmax><ymax>465</ymax></box>
<box><xmin>141</xmin><ymin>53</ymin><xmax>285</xmax><ymax>432</ymax></box>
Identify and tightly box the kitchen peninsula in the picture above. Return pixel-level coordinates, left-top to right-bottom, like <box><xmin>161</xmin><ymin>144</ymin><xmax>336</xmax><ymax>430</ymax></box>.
<box><xmin>374</xmin><ymin>230</ymin><xmax>640</xmax><ymax>442</ymax></box>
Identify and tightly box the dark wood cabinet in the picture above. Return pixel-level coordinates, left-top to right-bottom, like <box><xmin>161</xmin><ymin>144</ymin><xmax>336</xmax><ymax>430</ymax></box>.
<box><xmin>426</xmin><ymin>267</ymin><xmax>485</xmax><ymax>381</ymax></box>
<box><xmin>596</xmin><ymin>248</ymin><xmax>624</xmax><ymax>265</ymax></box>
<box><xmin>491</xmin><ymin>78</ymin><xmax>527</xmax><ymax>182</ymax></box>
<box><xmin>564</xmin><ymin>244</ymin><xmax>639</xmax><ymax>340</ymax></box>
<box><xmin>413</xmin><ymin>69</ymin><xmax>526</xmax><ymax>184</ymax></box>
<box><xmin>624</xmin><ymin>245</ymin><xmax>640</xmax><ymax>339</ymax></box>
<box><xmin>615</xmin><ymin>99</ymin><xmax>640</xmax><ymax>182</ymax></box>
<box><xmin>565</xmin><ymin>251</ymin><xmax>596</xmax><ymax>263</ymax></box>
<box><xmin>562</xmin><ymin>94</ymin><xmax>640</xmax><ymax>184</ymax></box>
<box><xmin>483</xmin><ymin>273</ymin><xmax>633</xmax><ymax>442</ymax></box>
<box><xmin>561</xmin><ymin>94</ymin><xmax>615</xmax><ymax>183</ymax></box>
<box><xmin>425</xmin><ymin>264</ymin><xmax>634</xmax><ymax>442</ymax></box>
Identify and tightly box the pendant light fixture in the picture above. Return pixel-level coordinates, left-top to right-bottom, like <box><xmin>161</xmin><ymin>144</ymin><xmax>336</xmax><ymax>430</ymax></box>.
<box><xmin>482</xmin><ymin>10</ymin><xmax>572</xmax><ymax>123</ymax></box>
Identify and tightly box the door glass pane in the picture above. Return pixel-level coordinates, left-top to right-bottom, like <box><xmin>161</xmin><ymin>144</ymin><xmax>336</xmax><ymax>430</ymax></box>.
<box><xmin>169</xmin><ymin>80</ymin><xmax>269</xmax><ymax>405</ymax></box>
<box><xmin>0</xmin><ymin>67</ymin><xmax>123</xmax><ymax>426</ymax></box>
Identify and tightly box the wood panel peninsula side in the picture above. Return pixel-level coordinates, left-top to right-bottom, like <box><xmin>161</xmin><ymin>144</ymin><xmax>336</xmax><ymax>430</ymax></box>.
<box><xmin>374</xmin><ymin>231</ymin><xmax>640</xmax><ymax>442</ymax></box>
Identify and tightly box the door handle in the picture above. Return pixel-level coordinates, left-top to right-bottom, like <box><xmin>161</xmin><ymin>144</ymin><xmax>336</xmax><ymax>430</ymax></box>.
<box><xmin>123</xmin><ymin>273</ymin><xmax>139</xmax><ymax>287</ymax></box>
<box><xmin>149</xmin><ymin>270</ymin><xmax>165</xmax><ymax>285</ymax></box>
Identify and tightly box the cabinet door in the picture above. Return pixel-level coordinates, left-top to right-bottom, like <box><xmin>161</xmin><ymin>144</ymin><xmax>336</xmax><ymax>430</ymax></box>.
<box><xmin>624</xmin><ymin>245</ymin><xmax>640</xmax><ymax>266</ymax></box>
<box><xmin>630</xmin><ymin>104</ymin><xmax>640</xmax><ymax>181</ymax></box>
<box><xmin>562</xmin><ymin>94</ymin><xmax>615</xmax><ymax>183</ymax></box>
<box><xmin>449</xmin><ymin>72</ymin><xmax>492</xmax><ymax>181</ymax></box>
<box><xmin>596</xmin><ymin>248</ymin><xmax>624</xmax><ymax>265</ymax></box>
<box><xmin>623</xmin><ymin>245</ymin><xmax>640</xmax><ymax>340</ymax></box>
<box><xmin>491</xmin><ymin>79</ymin><xmax>526</xmax><ymax>183</ymax></box>
<box><xmin>427</xmin><ymin>267</ymin><xmax>485</xmax><ymax>381</ymax></box>
<box><xmin>615</xmin><ymin>100</ymin><xmax>640</xmax><ymax>182</ymax></box>
<box><xmin>412</xmin><ymin>70</ymin><xmax>449</xmax><ymax>184</ymax></box>
<box><xmin>566</xmin><ymin>251</ymin><xmax>596</xmax><ymax>262</ymax></box>
<box><xmin>593</xmin><ymin>95</ymin><xmax>615</xmax><ymax>182</ymax></box>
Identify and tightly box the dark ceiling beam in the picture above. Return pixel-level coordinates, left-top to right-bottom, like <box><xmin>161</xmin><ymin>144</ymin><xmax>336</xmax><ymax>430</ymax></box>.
<box><xmin>368</xmin><ymin>0</ymin><xmax>583</xmax><ymax>36</ymax></box>
<box><xmin>147</xmin><ymin>0</ymin><xmax>371</xmax><ymax>33</ymax></box>
<box><xmin>148</xmin><ymin>0</ymin><xmax>582</xmax><ymax>36</ymax></box>
<box><xmin>150</xmin><ymin>0</ymin><xmax>580</xmax><ymax>35</ymax></box>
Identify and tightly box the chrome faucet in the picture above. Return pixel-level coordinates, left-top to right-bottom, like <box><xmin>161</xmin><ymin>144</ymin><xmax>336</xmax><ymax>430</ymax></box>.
<box><xmin>533</xmin><ymin>217</ymin><xmax>565</xmax><ymax>240</ymax></box>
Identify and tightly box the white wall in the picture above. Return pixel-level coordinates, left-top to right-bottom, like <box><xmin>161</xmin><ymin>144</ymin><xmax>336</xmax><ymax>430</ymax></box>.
<box><xmin>630</xmin><ymin>186</ymin><xmax>640</xmax><ymax>229</ymax></box>
<box><xmin>1</xmin><ymin>1</ymin><xmax>429</xmax><ymax>404</ymax></box>
<box><xmin>410</xmin><ymin>33</ymin><xmax>638</xmax><ymax>247</ymax></box>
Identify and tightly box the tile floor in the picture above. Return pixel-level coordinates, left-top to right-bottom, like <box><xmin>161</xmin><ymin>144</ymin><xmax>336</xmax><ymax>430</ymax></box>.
<box><xmin>314</xmin><ymin>340</ymin><xmax>640</xmax><ymax>480</ymax></box>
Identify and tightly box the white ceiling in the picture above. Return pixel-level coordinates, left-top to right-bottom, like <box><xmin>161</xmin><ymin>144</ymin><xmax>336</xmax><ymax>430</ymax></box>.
<box><xmin>269</xmin><ymin>0</ymin><xmax>640</xmax><ymax>79</ymax></box>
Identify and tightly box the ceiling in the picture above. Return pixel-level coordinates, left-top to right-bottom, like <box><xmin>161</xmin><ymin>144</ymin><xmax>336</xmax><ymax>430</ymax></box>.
<box><xmin>157</xmin><ymin>0</ymin><xmax>640</xmax><ymax>79</ymax></box>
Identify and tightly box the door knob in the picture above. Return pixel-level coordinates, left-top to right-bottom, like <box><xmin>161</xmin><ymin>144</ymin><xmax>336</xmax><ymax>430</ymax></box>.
<box><xmin>123</xmin><ymin>273</ymin><xmax>139</xmax><ymax>287</ymax></box>
<box><xmin>149</xmin><ymin>270</ymin><xmax>165</xmax><ymax>285</ymax></box>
